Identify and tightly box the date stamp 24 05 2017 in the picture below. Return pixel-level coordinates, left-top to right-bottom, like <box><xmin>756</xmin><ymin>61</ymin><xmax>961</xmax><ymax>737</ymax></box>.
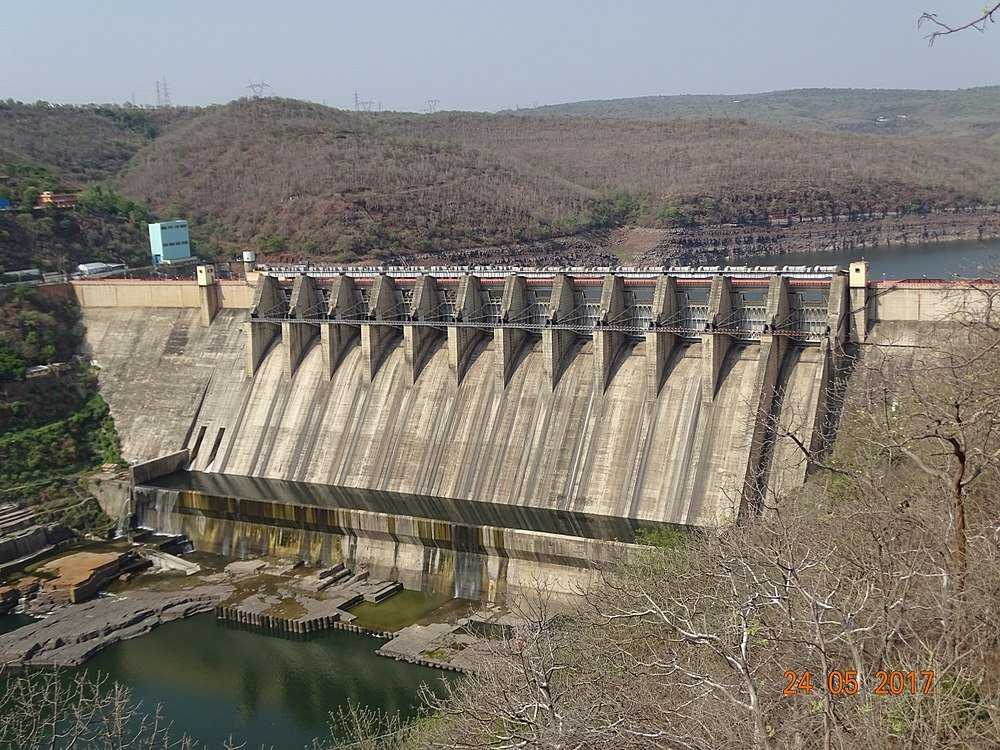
<box><xmin>782</xmin><ymin>670</ymin><xmax>935</xmax><ymax>697</ymax></box>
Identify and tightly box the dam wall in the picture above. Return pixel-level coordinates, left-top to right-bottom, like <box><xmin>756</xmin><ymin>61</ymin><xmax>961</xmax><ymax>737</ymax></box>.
<box><xmin>80</xmin><ymin>265</ymin><xmax>850</xmax><ymax>529</ymax></box>
<box><xmin>71</xmin><ymin>264</ymin><xmax>988</xmax><ymax>525</ymax></box>
<box><xmin>76</xmin><ymin>265</ymin><xmax>991</xmax><ymax>524</ymax></box>
<box><xmin>74</xmin><ymin>261</ymin><xmax>998</xmax><ymax>596</ymax></box>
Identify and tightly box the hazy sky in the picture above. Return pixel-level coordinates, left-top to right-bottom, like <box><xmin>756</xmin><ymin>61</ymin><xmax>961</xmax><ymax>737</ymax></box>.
<box><xmin>4</xmin><ymin>1</ymin><xmax>999</xmax><ymax>111</ymax></box>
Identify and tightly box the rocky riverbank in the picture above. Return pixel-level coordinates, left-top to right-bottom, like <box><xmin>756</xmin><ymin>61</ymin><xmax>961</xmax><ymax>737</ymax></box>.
<box><xmin>0</xmin><ymin>553</ymin><xmax>419</xmax><ymax>668</ymax></box>
<box><xmin>0</xmin><ymin>586</ymin><xmax>230</xmax><ymax>666</ymax></box>
<box><xmin>636</xmin><ymin>210</ymin><xmax>1000</xmax><ymax>265</ymax></box>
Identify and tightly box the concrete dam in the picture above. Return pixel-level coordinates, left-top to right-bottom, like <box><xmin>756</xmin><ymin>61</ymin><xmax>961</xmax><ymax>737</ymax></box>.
<box><xmin>72</xmin><ymin>261</ymin><xmax>931</xmax><ymax>598</ymax></box>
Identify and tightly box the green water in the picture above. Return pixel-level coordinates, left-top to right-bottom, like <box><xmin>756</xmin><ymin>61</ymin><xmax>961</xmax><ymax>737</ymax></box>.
<box><xmin>350</xmin><ymin>589</ymin><xmax>453</xmax><ymax>632</ymax></box>
<box><xmin>75</xmin><ymin>614</ymin><xmax>450</xmax><ymax>749</ymax></box>
<box><xmin>0</xmin><ymin>613</ymin><xmax>37</xmax><ymax>635</ymax></box>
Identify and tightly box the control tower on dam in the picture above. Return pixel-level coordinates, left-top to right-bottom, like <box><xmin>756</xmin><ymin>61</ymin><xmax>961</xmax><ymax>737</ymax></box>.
<box><xmin>182</xmin><ymin>264</ymin><xmax>847</xmax><ymax>523</ymax></box>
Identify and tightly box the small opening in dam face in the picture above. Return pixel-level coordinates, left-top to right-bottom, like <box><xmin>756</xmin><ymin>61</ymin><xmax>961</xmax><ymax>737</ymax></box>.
<box><xmin>138</xmin><ymin>471</ymin><xmax>678</xmax><ymax>543</ymax></box>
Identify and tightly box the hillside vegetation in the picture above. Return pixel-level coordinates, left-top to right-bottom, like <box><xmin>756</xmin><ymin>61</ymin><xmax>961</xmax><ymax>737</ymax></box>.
<box><xmin>516</xmin><ymin>86</ymin><xmax>1000</xmax><ymax>135</ymax></box>
<box><xmin>116</xmin><ymin>98</ymin><xmax>1000</xmax><ymax>261</ymax></box>
<box><xmin>3</xmin><ymin>93</ymin><xmax>1000</xmax><ymax>266</ymax></box>
<box><xmin>0</xmin><ymin>286</ymin><xmax>120</xmax><ymax>535</ymax></box>
<box><xmin>0</xmin><ymin>101</ymin><xmax>165</xmax><ymax>273</ymax></box>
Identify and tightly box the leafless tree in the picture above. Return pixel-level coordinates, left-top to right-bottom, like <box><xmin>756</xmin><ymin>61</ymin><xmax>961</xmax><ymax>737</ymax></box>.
<box><xmin>0</xmin><ymin>668</ymin><xmax>208</xmax><ymax>749</ymax></box>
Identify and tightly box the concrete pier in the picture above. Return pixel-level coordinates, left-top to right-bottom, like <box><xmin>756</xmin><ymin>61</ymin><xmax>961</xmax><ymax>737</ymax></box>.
<box><xmin>448</xmin><ymin>274</ymin><xmax>485</xmax><ymax>385</ymax></box>
<box><xmin>246</xmin><ymin>275</ymin><xmax>285</xmax><ymax>376</ymax></box>
<box><xmin>404</xmin><ymin>275</ymin><xmax>443</xmax><ymax>383</ymax></box>
<box><xmin>282</xmin><ymin>275</ymin><xmax>322</xmax><ymax>378</ymax></box>
<box><xmin>322</xmin><ymin>275</ymin><xmax>360</xmax><ymax>378</ymax></box>
<box><xmin>594</xmin><ymin>274</ymin><xmax>625</xmax><ymax>393</ymax></box>
<box><xmin>543</xmin><ymin>274</ymin><xmax>578</xmax><ymax>390</ymax></box>
<box><xmin>498</xmin><ymin>274</ymin><xmax>530</xmax><ymax>387</ymax></box>
<box><xmin>646</xmin><ymin>275</ymin><xmax>678</xmax><ymax>399</ymax></box>
<box><xmin>361</xmin><ymin>275</ymin><xmax>403</xmax><ymax>382</ymax></box>
<box><xmin>702</xmin><ymin>275</ymin><xmax>734</xmax><ymax>401</ymax></box>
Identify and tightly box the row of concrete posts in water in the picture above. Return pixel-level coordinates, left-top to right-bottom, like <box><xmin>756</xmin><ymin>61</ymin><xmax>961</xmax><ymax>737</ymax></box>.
<box><xmin>215</xmin><ymin>604</ymin><xmax>392</xmax><ymax>638</ymax></box>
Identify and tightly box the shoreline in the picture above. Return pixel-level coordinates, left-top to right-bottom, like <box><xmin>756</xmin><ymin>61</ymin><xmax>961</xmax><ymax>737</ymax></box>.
<box><xmin>0</xmin><ymin>586</ymin><xmax>230</xmax><ymax>668</ymax></box>
<box><xmin>640</xmin><ymin>211</ymin><xmax>1000</xmax><ymax>264</ymax></box>
<box><xmin>0</xmin><ymin>551</ymin><xmax>477</xmax><ymax>671</ymax></box>
<box><xmin>404</xmin><ymin>211</ymin><xmax>1000</xmax><ymax>268</ymax></box>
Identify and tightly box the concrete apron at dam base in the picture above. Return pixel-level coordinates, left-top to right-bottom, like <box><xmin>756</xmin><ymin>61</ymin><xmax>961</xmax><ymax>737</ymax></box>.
<box><xmin>124</xmin><ymin>468</ymin><xmax>646</xmax><ymax>602</ymax></box>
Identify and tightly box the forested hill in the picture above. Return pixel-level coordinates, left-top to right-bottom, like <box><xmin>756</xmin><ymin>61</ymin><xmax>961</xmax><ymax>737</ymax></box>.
<box><xmin>3</xmin><ymin>95</ymin><xmax>1000</xmax><ymax>269</ymax></box>
<box><xmin>513</xmin><ymin>86</ymin><xmax>1000</xmax><ymax>135</ymax></box>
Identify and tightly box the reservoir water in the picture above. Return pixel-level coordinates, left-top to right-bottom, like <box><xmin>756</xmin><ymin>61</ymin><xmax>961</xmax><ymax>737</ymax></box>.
<box><xmin>748</xmin><ymin>238</ymin><xmax>1000</xmax><ymax>279</ymax></box>
<box><xmin>75</xmin><ymin>613</ymin><xmax>449</xmax><ymax>749</ymax></box>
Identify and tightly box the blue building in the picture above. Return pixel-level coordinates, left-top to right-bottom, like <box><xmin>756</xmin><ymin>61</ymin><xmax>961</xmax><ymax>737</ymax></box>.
<box><xmin>148</xmin><ymin>220</ymin><xmax>193</xmax><ymax>265</ymax></box>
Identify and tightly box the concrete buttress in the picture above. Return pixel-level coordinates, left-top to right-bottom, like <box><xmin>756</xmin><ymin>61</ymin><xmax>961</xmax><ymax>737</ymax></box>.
<box><xmin>246</xmin><ymin>275</ymin><xmax>286</xmax><ymax>377</ymax></box>
<box><xmin>361</xmin><ymin>275</ymin><xmax>402</xmax><ymax>382</ymax></box>
<box><xmin>498</xmin><ymin>275</ymin><xmax>529</xmax><ymax>388</ymax></box>
<box><xmin>826</xmin><ymin>275</ymin><xmax>849</xmax><ymax>365</ymax></box>
<box><xmin>282</xmin><ymin>275</ymin><xmax>321</xmax><ymax>378</ymax></box>
<box><xmin>321</xmin><ymin>275</ymin><xmax>360</xmax><ymax>379</ymax></box>
<box><xmin>543</xmin><ymin>274</ymin><xmax>577</xmax><ymax>390</ymax></box>
<box><xmin>645</xmin><ymin>275</ymin><xmax>678</xmax><ymax>399</ymax></box>
<box><xmin>198</xmin><ymin>284</ymin><xmax>220</xmax><ymax>327</ymax></box>
<box><xmin>739</xmin><ymin>275</ymin><xmax>792</xmax><ymax>517</ymax></box>
<box><xmin>448</xmin><ymin>275</ymin><xmax>484</xmax><ymax>385</ymax></box>
<box><xmin>404</xmin><ymin>275</ymin><xmax>444</xmax><ymax>383</ymax></box>
<box><xmin>593</xmin><ymin>274</ymin><xmax>625</xmax><ymax>393</ymax></box>
<box><xmin>701</xmin><ymin>275</ymin><xmax>733</xmax><ymax>401</ymax></box>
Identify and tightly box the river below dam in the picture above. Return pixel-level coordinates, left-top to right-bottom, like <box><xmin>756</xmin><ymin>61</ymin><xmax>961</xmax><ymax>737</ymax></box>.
<box><xmin>749</xmin><ymin>237</ymin><xmax>1000</xmax><ymax>278</ymax></box>
<box><xmin>74</xmin><ymin>613</ymin><xmax>449</xmax><ymax>749</ymax></box>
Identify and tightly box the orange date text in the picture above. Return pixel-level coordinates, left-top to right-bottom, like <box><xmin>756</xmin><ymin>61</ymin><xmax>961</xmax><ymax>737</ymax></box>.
<box><xmin>782</xmin><ymin>670</ymin><xmax>934</xmax><ymax>697</ymax></box>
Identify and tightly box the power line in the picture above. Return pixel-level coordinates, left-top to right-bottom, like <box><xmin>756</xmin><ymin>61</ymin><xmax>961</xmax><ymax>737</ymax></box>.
<box><xmin>154</xmin><ymin>76</ymin><xmax>172</xmax><ymax>107</ymax></box>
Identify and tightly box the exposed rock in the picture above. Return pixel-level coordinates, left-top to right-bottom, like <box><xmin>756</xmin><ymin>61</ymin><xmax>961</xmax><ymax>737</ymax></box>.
<box><xmin>224</xmin><ymin>559</ymin><xmax>268</xmax><ymax>576</ymax></box>
<box><xmin>0</xmin><ymin>586</ymin><xmax>231</xmax><ymax>667</ymax></box>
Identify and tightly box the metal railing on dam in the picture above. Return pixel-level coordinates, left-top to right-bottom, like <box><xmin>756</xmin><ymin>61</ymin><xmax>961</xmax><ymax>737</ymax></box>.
<box><xmin>250</xmin><ymin>263</ymin><xmax>841</xmax><ymax>342</ymax></box>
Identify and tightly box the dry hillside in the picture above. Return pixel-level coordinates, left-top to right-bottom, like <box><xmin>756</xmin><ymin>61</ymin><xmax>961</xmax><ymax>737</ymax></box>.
<box><xmin>115</xmin><ymin>98</ymin><xmax>1000</xmax><ymax>261</ymax></box>
<box><xmin>3</xmin><ymin>96</ymin><xmax>1000</xmax><ymax>267</ymax></box>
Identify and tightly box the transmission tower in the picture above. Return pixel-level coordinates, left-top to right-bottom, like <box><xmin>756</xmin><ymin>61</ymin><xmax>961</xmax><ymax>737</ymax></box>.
<box><xmin>155</xmin><ymin>80</ymin><xmax>162</xmax><ymax>107</ymax></box>
<box><xmin>424</xmin><ymin>98</ymin><xmax>439</xmax><ymax>114</ymax></box>
<box><xmin>161</xmin><ymin>77</ymin><xmax>172</xmax><ymax>107</ymax></box>
<box><xmin>247</xmin><ymin>80</ymin><xmax>272</xmax><ymax>98</ymax></box>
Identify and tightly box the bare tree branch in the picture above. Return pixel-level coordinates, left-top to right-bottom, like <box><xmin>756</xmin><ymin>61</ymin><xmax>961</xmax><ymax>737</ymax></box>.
<box><xmin>919</xmin><ymin>4</ymin><xmax>1000</xmax><ymax>44</ymax></box>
